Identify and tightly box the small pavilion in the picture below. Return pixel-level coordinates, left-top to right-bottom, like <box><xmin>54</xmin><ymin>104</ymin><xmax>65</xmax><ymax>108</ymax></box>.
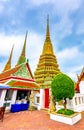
<box><xmin>0</xmin><ymin>32</ymin><xmax>40</xmax><ymax>111</ymax></box>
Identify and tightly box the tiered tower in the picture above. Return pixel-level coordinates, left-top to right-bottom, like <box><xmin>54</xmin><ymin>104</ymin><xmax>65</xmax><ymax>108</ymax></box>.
<box><xmin>34</xmin><ymin>16</ymin><xmax>60</xmax><ymax>87</ymax></box>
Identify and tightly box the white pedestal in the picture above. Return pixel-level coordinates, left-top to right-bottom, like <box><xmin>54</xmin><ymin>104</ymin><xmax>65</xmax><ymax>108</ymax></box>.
<box><xmin>50</xmin><ymin>112</ymin><xmax>81</xmax><ymax>125</ymax></box>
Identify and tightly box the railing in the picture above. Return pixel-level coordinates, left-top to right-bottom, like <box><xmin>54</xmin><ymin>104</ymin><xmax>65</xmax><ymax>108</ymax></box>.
<box><xmin>69</xmin><ymin>93</ymin><xmax>84</xmax><ymax>112</ymax></box>
<box><xmin>56</xmin><ymin>93</ymin><xmax>84</xmax><ymax>112</ymax></box>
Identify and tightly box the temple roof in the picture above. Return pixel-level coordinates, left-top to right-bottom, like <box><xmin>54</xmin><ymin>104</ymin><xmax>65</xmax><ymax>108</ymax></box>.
<box><xmin>77</xmin><ymin>67</ymin><xmax>84</xmax><ymax>82</ymax></box>
<box><xmin>0</xmin><ymin>62</ymin><xmax>33</xmax><ymax>81</ymax></box>
<box><xmin>6</xmin><ymin>78</ymin><xmax>39</xmax><ymax>90</ymax></box>
<box><xmin>0</xmin><ymin>62</ymin><xmax>40</xmax><ymax>90</ymax></box>
<box><xmin>76</xmin><ymin>67</ymin><xmax>84</xmax><ymax>92</ymax></box>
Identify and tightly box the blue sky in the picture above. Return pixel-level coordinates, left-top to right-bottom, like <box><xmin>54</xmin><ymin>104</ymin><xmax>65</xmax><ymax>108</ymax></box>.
<box><xmin>0</xmin><ymin>0</ymin><xmax>84</xmax><ymax>81</ymax></box>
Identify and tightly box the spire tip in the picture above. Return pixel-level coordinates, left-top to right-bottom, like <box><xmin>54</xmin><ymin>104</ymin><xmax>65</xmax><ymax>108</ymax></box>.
<box><xmin>45</xmin><ymin>15</ymin><xmax>50</xmax><ymax>41</ymax></box>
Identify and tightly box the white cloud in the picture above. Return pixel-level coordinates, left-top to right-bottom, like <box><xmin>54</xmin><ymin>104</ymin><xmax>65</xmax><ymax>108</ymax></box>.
<box><xmin>55</xmin><ymin>16</ymin><xmax>73</xmax><ymax>39</ymax></box>
<box><xmin>67</xmin><ymin>72</ymin><xmax>77</xmax><ymax>81</ymax></box>
<box><xmin>52</xmin><ymin>0</ymin><xmax>82</xmax><ymax>39</ymax></box>
<box><xmin>69</xmin><ymin>66</ymin><xmax>83</xmax><ymax>73</ymax></box>
<box><xmin>57</xmin><ymin>46</ymin><xmax>84</xmax><ymax>67</ymax></box>
<box><xmin>57</xmin><ymin>46</ymin><xmax>84</xmax><ymax>80</ymax></box>
<box><xmin>27</xmin><ymin>0</ymin><xmax>82</xmax><ymax>39</ymax></box>
<box><xmin>67</xmin><ymin>65</ymin><xmax>83</xmax><ymax>81</ymax></box>
<box><xmin>57</xmin><ymin>47</ymin><xmax>78</xmax><ymax>62</ymax></box>
<box><xmin>0</xmin><ymin>0</ymin><xmax>82</xmax><ymax>41</ymax></box>
<box><xmin>0</xmin><ymin>33</ymin><xmax>25</xmax><ymax>71</ymax></box>
<box><xmin>0</xmin><ymin>33</ymin><xmax>24</xmax><ymax>56</ymax></box>
<box><xmin>53</xmin><ymin>0</ymin><xmax>82</xmax><ymax>16</ymax></box>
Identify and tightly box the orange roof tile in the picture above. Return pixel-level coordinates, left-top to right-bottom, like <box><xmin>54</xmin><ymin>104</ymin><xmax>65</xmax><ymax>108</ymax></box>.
<box><xmin>6</xmin><ymin>79</ymin><xmax>40</xmax><ymax>90</ymax></box>
<box><xmin>0</xmin><ymin>65</ymin><xmax>21</xmax><ymax>80</ymax></box>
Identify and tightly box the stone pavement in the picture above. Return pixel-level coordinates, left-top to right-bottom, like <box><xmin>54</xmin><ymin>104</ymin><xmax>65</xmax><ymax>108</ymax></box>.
<box><xmin>0</xmin><ymin>110</ymin><xmax>84</xmax><ymax>130</ymax></box>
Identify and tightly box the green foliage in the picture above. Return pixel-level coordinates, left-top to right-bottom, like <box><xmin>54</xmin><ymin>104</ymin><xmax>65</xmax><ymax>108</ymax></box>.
<box><xmin>57</xmin><ymin>108</ymin><xmax>74</xmax><ymax>116</ymax></box>
<box><xmin>51</xmin><ymin>73</ymin><xmax>75</xmax><ymax>102</ymax></box>
<box><xmin>57</xmin><ymin>108</ymin><xmax>65</xmax><ymax>114</ymax></box>
<box><xmin>64</xmin><ymin>109</ymin><xmax>74</xmax><ymax>115</ymax></box>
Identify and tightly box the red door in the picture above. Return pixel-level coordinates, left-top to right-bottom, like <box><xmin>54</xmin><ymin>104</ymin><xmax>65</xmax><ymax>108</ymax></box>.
<box><xmin>44</xmin><ymin>88</ymin><xmax>49</xmax><ymax>108</ymax></box>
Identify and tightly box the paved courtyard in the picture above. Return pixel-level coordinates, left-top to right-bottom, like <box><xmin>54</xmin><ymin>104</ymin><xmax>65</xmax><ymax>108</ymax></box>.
<box><xmin>0</xmin><ymin>110</ymin><xmax>84</xmax><ymax>130</ymax></box>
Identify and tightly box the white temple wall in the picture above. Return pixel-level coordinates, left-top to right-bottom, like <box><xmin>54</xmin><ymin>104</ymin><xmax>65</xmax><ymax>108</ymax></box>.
<box><xmin>0</xmin><ymin>90</ymin><xmax>7</xmax><ymax>107</ymax></box>
<box><xmin>40</xmin><ymin>89</ymin><xmax>45</xmax><ymax>109</ymax></box>
<box><xmin>79</xmin><ymin>81</ymin><xmax>84</xmax><ymax>94</ymax></box>
<box><xmin>34</xmin><ymin>89</ymin><xmax>45</xmax><ymax>110</ymax></box>
<box><xmin>34</xmin><ymin>92</ymin><xmax>40</xmax><ymax>109</ymax></box>
<box><xmin>67</xmin><ymin>93</ymin><xmax>84</xmax><ymax>112</ymax></box>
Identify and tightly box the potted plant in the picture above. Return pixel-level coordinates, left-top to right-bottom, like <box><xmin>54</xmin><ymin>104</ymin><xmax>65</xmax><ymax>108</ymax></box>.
<box><xmin>50</xmin><ymin>73</ymin><xmax>81</xmax><ymax>125</ymax></box>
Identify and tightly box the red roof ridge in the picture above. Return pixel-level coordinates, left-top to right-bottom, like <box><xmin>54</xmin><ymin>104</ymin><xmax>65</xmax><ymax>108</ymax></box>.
<box><xmin>0</xmin><ymin>76</ymin><xmax>35</xmax><ymax>82</ymax></box>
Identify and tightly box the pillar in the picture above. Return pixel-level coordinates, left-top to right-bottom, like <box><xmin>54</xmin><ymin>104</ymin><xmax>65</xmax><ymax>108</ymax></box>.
<box><xmin>40</xmin><ymin>89</ymin><xmax>45</xmax><ymax>109</ymax></box>
<box><xmin>0</xmin><ymin>90</ymin><xmax>7</xmax><ymax>107</ymax></box>
<box><xmin>11</xmin><ymin>90</ymin><xmax>17</xmax><ymax>104</ymax></box>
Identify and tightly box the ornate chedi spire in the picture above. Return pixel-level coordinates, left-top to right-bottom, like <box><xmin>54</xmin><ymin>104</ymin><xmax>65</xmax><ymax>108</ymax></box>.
<box><xmin>16</xmin><ymin>32</ymin><xmax>27</xmax><ymax>66</ymax></box>
<box><xmin>45</xmin><ymin>15</ymin><xmax>51</xmax><ymax>42</ymax></box>
<box><xmin>42</xmin><ymin>15</ymin><xmax>54</xmax><ymax>55</ymax></box>
<box><xmin>2</xmin><ymin>45</ymin><xmax>14</xmax><ymax>72</ymax></box>
<box><xmin>34</xmin><ymin>16</ymin><xmax>60</xmax><ymax>87</ymax></box>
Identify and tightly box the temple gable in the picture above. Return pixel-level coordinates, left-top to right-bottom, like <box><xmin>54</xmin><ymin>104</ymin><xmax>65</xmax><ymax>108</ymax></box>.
<box><xmin>12</xmin><ymin>63</ymin><xmax>32</xmax><ymax>79</ymax></box>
